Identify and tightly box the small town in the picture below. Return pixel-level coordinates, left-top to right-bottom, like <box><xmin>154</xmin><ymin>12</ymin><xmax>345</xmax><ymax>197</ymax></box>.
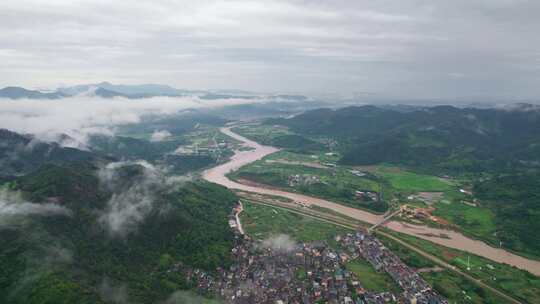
<box><xmin>175</xmin><ymin>203</ymin><xmax>448</xmax><ymax>304</ymax></box>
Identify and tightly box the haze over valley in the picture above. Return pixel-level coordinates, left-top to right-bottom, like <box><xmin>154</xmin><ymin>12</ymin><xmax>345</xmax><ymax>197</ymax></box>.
<box><xmin>2</xmin><ymin>1</ymin><xmax>540</xmax><ymax>304</ymax></box>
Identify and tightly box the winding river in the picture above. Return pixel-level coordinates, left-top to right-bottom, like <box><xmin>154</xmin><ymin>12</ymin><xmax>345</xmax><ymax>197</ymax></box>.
<box><xmin>203</xmin><ymin>127</ymin><xmax>540</xmax><ymax>276</ymax></box>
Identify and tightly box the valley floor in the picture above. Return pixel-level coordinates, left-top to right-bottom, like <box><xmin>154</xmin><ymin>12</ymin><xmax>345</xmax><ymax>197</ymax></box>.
<box><xmin>202</xmin><ymin>126</ymin><xmax>540</xmax><ymax>276</ymax></box>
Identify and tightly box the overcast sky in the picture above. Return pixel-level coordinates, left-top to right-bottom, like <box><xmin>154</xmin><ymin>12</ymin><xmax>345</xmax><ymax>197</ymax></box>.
<box><xmin>1</xmin><ymin>0</ymin><xmax>539</xmax><ymax>100</ymax></box>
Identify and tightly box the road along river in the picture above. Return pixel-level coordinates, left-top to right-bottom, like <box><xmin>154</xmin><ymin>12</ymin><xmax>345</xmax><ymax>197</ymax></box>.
<box><xmin>203</xmin><ymin>127</ymin><xmax>540</xmax><ymax>276</ymax></box>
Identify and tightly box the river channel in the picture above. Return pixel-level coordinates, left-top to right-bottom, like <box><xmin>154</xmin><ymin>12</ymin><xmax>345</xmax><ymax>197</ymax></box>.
<box><xmin>203</xmin><ymin>127</ymin><xmax>540</xmax><ymax>276</ymax></box>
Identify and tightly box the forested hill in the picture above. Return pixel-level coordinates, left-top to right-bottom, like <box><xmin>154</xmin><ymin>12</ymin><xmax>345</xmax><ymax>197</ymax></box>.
<box><xmin>0</xmin><ymin>127</ymin><xmax>238</xmax><ymax>303</ymax></box>
<box><xmin>268</xmin><ymin>104</ymin><xmax>540</xmax><ymax>174</ymax></box>
<box><xmin>0</xmin><ymin>129</ymin><xmax>104</xmax><ymax>178</ymax></box>
<box><xmin>1</xmin><ymin>163</ymin><xmax>237</xmax><ymax>303</ymax></box>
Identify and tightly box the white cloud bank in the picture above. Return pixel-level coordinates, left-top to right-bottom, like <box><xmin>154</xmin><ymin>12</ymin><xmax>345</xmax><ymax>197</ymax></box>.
<box><xmin>261</xmin><ymin>234</ymin><xmax>297</xmax><ymax>252</ymax></box>
<box><xmin>0</xmin><ymin>95</ymin><xmax>259</xmax><ymax>145</ymax></box>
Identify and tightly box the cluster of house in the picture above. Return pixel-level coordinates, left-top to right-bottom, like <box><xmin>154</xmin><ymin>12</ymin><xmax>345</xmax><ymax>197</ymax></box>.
<box><xmin>174</xmin><ymin>141</ymin><xmax>228</xmax><ymax>157</ymax></box>
<box><xmin>171</xmin><ymin>206</ymin><xmax>447</xmax><ymax>304</ymax></box>
<box><xmin>354</xmin><ymin>190</ymin><xmax>379</xmax><ymax>202</ymax></box>
<box><xmin>339</xmin><ymin>230</ymin><xmax>448</xmax><ymax>304</ymax></box>
<box><xmin>397</xmin><ymin>205</ymin><xmax>449</xmax><ymax>226</ymax></box>
<box><xmin>288</xmin><ymin>174</ymin><xmax>321</xmax><ymax>187</ymax></box>
<box><xmin>188</xmin><ymin>233</ymin><xmax>397</xmax><ymax>304</ymax></box>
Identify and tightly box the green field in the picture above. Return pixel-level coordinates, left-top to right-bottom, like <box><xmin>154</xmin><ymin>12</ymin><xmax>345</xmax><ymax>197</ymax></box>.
<box><xmin>240</xmin><ymin>201</ymin><xmax>349</xmax><ymax>246</ymax></box>
<box><xmin>433</xmin><ymin>200</ymin><xmax>497</xmax><ymax>244</ymax></box>
<box><xmin>231</xmin><ymin>151</ymin><xmax>463</xmax><ymax>215</ymax></box>
<box><xmin>232</xmin><ymin>159</ymin><xmax>387</xmax><ymax>213</ymax></box>
<box><xmin>345</xmin><ymin>259</ymin><xmax>400</xmax><ymax>293</ymax></box>
<box><xmin>164</xmin><ymin>291</ymin><xmax>222</xmax><ymax>304</ymax></box>
<box><xmin>266</xmin><ymin>150</ymin><xmax>341</xmax><ymax>164</ymax></box>
<box><xmin>234</xmin><ymin>150</ymin><xmax>511</xmax><ymax>262</ymax></box>
<box><xmin>422</xmin><ymin>271</ymin><xmax>504</xmax><ymax>304</ymax></box>
<box><xmin>232</xmin><ymin>124</ymin><xmax>295</xmax><ymax>145</ymax></box>
<box><xmin>375</xmin><ymin>166</ymin><xmax>455</xmax><ymax>192</ymax></box>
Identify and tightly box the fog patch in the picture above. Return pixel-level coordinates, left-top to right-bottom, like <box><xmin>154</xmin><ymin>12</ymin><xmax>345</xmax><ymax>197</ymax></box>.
<box><xmin>0</xmin><ymin>201</ymin><xmax>70</xmax><ymax>218</ymax></box>
<box><xmin>164</xmin><ymin>174</ymin><xmax>194</xmax><ymax>186</ymax></box>
<box><xmin>164</xmin><ymin>290</ymin><xmax>217</xmax><ymax>304</ymax></box>
<box><xmin>98</xmin><ymin>161</ymin><xmax>164</xmax><ymax>237</ymax></box>
<box><xmin>0</xmin><ymin>188</ymin><xmax>72</xmax><ymax>222</ymax></box>
<box><xmin>98</xmin><ymin>278</ymin><xmax>130</xmax><ymax>304</ymax></box>
<box><xmin>150</xmin><ymin>130</ymin><xmax>172</xmax><ymax>142</ymax></box>
<box><xmin>43</xmin><ymin>245</ymin><xmax>73</xmax><ymax>265</ymax></box>
<box><xmin>260</xmin><ymin>234</ymin><xmax>297</xmax><ymax>252</ymax></box>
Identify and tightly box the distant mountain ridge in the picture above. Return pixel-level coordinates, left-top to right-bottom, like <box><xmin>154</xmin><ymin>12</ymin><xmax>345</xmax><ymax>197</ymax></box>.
<box><xmin>0</xmin><ymin>82</ymin><xmax>309</xmax><ymax>101</ymax></box>
<box><xmin>57</xmin><ymin>81</ymin><xmax>202</xmax><ymax>98</ymax></box>
<box><xmin>0</xmin><ymin>86</ymin><xmax>67</xmax><ymax>99</ymax></box>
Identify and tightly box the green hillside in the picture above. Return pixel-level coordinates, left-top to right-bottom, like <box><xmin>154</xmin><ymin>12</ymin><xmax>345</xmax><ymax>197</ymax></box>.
<box><xmin>0</xmin><ymin>162</ymin><xmax>236</xmax><ymax>303</ymax></box>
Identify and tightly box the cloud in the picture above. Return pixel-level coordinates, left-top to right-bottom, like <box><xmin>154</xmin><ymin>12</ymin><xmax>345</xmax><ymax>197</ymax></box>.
<box><xmin>1</xmin><ymin>1</ymin><xmax>540</xmax><ymax>100</ymax></box>
<box><xmin>0</xmin><ymin>188</ymin><xmax>72</xmax><ymax>222</ymax></box>
<box><xmin>260</xmin><ymin>234</ymin><xmax>297</xmax><ymax>253</ymax></box>
<box><xmin>0</xmin><ymin>95</ymin><xmax>258</xmax><ymax>147</ymax></box>
<box><xmin>98</xmin><ymin>160</ymin><xmax>163</xmax><ymax>237</ymax></box>
<box><xmin>150</xmin><ymin>130</ymin><xmax>172</xmax><ymax>142</ymax></box>
<box><xmin>43</xmin><ymin>245</ymin><xmax>73</xmax><ymax>265</ymax></box>
<box><xmin>98</xmin><ymin>278</ymin><xmax>130</xmax><ymax>304</ymax></box>
<box><xmin>163</xmin><ymin>290</ymin><xmax>216</xmax><ymax>304</ymax></box>
<box><xmin>97</xmin><ymin>159</ymin><xmax>196</xmax><ymax>237</ymax></box>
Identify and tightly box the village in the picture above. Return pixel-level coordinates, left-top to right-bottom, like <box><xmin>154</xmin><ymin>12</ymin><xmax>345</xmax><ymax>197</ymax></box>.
<box><xmin>170</xmin><ymin>202</ymin><xmax>448</xmax><ymax>304</ymax></box>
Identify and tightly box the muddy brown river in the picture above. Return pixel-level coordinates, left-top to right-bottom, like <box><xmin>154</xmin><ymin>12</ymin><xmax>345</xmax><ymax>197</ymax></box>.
<box><xmin>203</xmin><ymin>127</ymin><xmax>540</xmax><ymax>276</ymax></box>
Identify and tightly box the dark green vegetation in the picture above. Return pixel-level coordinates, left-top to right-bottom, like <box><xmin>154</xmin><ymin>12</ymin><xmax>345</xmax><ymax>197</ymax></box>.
<box><xmin>0</xmin><ymin>129</ymin><xmax>102</xmax><ymax>178</ymax></box>
<box><xmin>117</xmin><ymin>112</ymin><xmax>227</xmax><ymax>137</ymax></box>
<box><xmin>375</xmin><ymin>166</ymin><xmax>453</xmax><ymax>192</ymax></box>
<box><xmin>89</xmin><ymin>134</ymin><xmax>183</xmax><ymax>160</ymax></box>
<box><xmin>268</xmin><ymin>104</ymin><xmax>540</xmax><ymax>174</ymax></box>
<box><xmin>421</xmin><ymin>271</ymin><xmax>504</xmax><ymax>304</ymax></box>
<box><xmin>1</xmin><ymin>112</ymin><xmax>232</xmax><ymax>179</ymax></box>
<box><xmin>0</xmin><ymin>122</ymin><xmax>239</xmax><ymax>303</ymax></box>
<box><xmin>91</xmin><ymin>113</ymin><xmax>234</xmax><ymax>173</ymax></box>
<box><xmin>232</xmin><ymin>124</ymin><xmax>325</xmax><ymax>153</ymax></box>
<box><xmin>474</xmin><ymin>172</ymin><xmax>540</xmax><ymax>258</ymax></box>
<box><xmin>0</xmin><ymin>163</ymin><xmax>236</xmax><ymax>303</ymax></box>
<box><xmin>345</xmin><ymin>259</ymin><xmax>400</xmax><ymax>293</ymax></box>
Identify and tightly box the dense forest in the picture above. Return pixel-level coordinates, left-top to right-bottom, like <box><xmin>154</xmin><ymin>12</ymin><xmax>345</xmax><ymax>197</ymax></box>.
<box><xmin>268</xmin><ymin>104</ymin><xmax>540</xmax><ymax>174</ymax></box>
<box><xmin>0</xmin><ymin>122</ymin><xmax>238</xmax><ymax>303</ymax></box>
<box><xmin>474</xmin><ymin>172</ymin><xmax>540</xmax><ymax>257</ymax></box>
<box><xmin>0</xmin><ymin>163</ymin><xmax>237</xmax><ymax>303</ymax></box>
